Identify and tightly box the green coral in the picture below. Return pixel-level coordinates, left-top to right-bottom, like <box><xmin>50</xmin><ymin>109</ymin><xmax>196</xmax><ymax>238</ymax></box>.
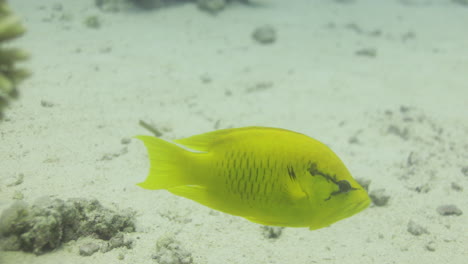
<box><xmin>0</xmin><ymin>0</ymin><xmax>29</xmax><ymax>119</ymax></box>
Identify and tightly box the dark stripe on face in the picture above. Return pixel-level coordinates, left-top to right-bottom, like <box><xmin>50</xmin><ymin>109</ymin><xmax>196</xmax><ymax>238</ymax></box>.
<box><xmin>308</xmin><ymin>161</ymin><xmax>358</xmax><ymax>201</ymax></box>
<box><xmin>287</xmin><ymin>165</ymin><xmax>296</xmax><ymax>181</ymax></box>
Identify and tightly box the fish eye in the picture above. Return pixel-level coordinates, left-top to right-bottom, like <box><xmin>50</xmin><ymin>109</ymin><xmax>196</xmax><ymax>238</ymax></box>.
<box><xmin>337</xmin><ymin>180</ymin><xmax>352</xmax><ymax>193</ymax></box>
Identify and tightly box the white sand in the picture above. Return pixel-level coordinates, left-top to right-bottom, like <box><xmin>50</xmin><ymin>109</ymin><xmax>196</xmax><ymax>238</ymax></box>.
<box><xmin>1</xmin><ymin>0</ymin><xmax>467</xmax><ymax>263</ymax></box>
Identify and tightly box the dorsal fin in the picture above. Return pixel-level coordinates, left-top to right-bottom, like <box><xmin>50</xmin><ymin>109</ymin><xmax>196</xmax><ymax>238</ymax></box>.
<box><xmin>173</xmin><ymin>126</ymin><xmax>297</xmax><ymax>152</ymax></box>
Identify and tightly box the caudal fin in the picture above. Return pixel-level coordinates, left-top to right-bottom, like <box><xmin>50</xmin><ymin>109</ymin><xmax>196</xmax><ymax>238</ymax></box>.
<box><xmin>136</xmin><ymin>135</ymin><xmax>193</xmax><ymax>190</ymax></box>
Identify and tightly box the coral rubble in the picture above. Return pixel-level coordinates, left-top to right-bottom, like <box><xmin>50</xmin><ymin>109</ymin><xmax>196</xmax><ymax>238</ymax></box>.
<box><xmin>0</xmin><ymin>197</ymin><xmax>135</xmax><ymax>254</ymax></box>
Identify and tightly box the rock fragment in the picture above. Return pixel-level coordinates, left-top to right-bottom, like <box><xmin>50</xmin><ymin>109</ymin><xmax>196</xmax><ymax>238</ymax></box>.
<box><xmin>436</xmin><ymin>204</ymin><xmax>462</xmax><ymax>216</ymax></box>
<box><xmin>355</xmin><ymin>47</ymin><xmax>377</xmax><ymax>57</ymax></box>
<box><xmin>101</xmin><ymin>232</ymin><xmax>134</xmax><ymax>253</ymax></box>
<box><xmin>197</xmin><ymin>0</ymin><xmax>226</xmax><ymax>14</ymax></box>
<box><xmin>252</xmin><ymin>25</ymin><xmax>276</xmax><ymax>44</ymax></box>
<box><xmin>407</xmin><ymin>220</ymin><xmax>428</xmax><ymax>236</ymax></box>
<box><xmin>262</xmin><ymin>226</ymin><xmax>283</xmax><ymax>239</ymax></box>
<box><xmin>425</xmin><ymin>241</ymin><xmax>436</xmax><ymax>252</ymax></box>
<box><xmin>0</xmin><ymin>198</ymin><xmax>135</xmax><ymax>254</ymax></box>
<box><xmin>369</xmin><ymin>189</ymin><xmax>390</xmax><ymax>206</ymax></box>
<box><xmin>152</xmin><ymin>235</ymin><xmax>193</xmax><ymax>264</ymax></box>
<box><xmin>461</xmin><ymin>166</ymin><xmax>468</xmax><ymax>177</ymax></box>
<box><xmin>450</xmin><ymin>182</ymin><xmax>463</xmax><ymax>192</ymax></box>
<box><xmin>79</xmin><ymin>242</ymin><xmax>100</xmax><ymax>256</ymax></box>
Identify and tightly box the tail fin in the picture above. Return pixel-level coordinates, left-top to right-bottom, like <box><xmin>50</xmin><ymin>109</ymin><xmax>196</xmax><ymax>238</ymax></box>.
<box><xmin>136</xmin><ymin>135</ymin><xmax>193</xmax><ymax>190</ymax></box>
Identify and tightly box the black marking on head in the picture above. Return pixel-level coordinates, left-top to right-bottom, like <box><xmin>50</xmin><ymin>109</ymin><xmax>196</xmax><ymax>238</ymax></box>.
<box><xmin>308</xmin><ymin>162</ymin><xmax>337</xmax><ymax>183</ymax></box>
<box><xmin>308</xmin><ymin>162</ymin><xmax>358</xmax><ymax>201</ymax></box>
<box><xmin>337</xmin><ymin>180</ymin><xmax>352</xmax><ymax>193</ymax></box>
<box><xmin>287</xmin><ymin>165</ymin><xmax>296</xmax><ymax>181</ymax></box>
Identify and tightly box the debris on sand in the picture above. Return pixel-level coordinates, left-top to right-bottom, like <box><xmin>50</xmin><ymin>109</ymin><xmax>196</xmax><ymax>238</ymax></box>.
<box><xmin>0</xmin><ymin>197</ymin><xmax>135</xmax><ymax>255</ymax></box>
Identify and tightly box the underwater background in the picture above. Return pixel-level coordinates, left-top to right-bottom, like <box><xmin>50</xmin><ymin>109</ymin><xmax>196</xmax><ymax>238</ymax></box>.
<box><xmin>1</xmin><ymin>0</ymin><xmax>467</xmax><ymax>263</ymax></box>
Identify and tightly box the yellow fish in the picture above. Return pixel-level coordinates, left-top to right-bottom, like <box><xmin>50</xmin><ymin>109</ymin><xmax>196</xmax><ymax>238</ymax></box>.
<box><xmin>137</xmin><ymin>127</ymin><xmax>370</xmax><ymax>230</ymax></box>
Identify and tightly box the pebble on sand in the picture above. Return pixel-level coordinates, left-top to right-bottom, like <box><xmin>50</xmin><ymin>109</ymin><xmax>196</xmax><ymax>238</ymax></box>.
<box><xmin>436</xmin><ymin>204</ymin><xmax>463</xmax><ymax>216</ymax></box>
<box><xmin>197</xmin><ymin>0</ymin><xmax>226</xmax><ymax>14</ymax></box>
<box><xmin>79</xmin><ymin>242</ymin><xmax>100</xmax><ymax>256</ymax></box>
<box><xmin>407</xmin><ymin>220</ymin><xmax>429</xmax><ymax>236</ymax></box>
<box><xmin>252</xmin><ymin>25</ymin><xmax>276</xmax><ymax>44</ymax></box>
<box><xmin>369</xmin><ymin>189</ymin><xmax>390</xmax><ymax>206</ymax></box>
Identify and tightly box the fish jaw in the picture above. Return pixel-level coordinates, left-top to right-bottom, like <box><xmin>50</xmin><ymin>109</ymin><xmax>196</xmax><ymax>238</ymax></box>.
<box><xmin>307</xmin><ymin>191</ymin><xmax>371</xmax><ymax>230</ymax></box>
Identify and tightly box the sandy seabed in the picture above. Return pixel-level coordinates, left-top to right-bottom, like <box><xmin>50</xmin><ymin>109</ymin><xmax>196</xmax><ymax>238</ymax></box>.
<box><xmin>1</xmin><ymin>0</ymin><xmax>467</xmax><ymax>263</ymax></box>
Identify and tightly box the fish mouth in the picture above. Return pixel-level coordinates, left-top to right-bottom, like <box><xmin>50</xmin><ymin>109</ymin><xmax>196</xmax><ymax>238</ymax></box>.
<box><xmin>358</xmin><ymin>198</ymin><xmax>371</xmax><ymax>211</ymax></box>
<box><xmin>350</xmin><ymin>195</ymin><xmax>371</xmax><ymax>214</ymax></box>
<box><xmin>308</xmin><ymin>197</ymin><xmax>370</xmax><ymax>230</ymax></box>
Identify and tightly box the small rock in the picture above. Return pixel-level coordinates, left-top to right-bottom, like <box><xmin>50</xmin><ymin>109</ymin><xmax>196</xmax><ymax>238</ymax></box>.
<box><xmin>121</xmin><ymin>137</ymin><xmax>131</xmax><ymax>145</ymax></box>
<box><xmin>436</xmin><ymin>204</ymin><xmax>462</xmax><ymax>216</ymax></box>
<box><xmin>197</xmin><ymin>0</ymin><xmax>226</xmax><ymax>14</ymax></box>
<box><xmin>355</xmin><ymin>48</ymin><xmax>377</xmax><ymax>57</ymax></box>
<box><xmin>100</xmin><ymin>153</ymin><xmax>114</xmax><ymax>161</ymax></box>
<box><xmin>109</xmin><ymin>233</ymin><xmax>125</xmax><ymax>249</ymax></box>
<box><xmin>355</xmin><ymin>178</ymin><xmax>371</xmax><ymax>191</ymax></box>
<box><xmin>348</xmin><ymin>135</ymin><xmax>359</xmax><ymax>144</ymax></box>
<box><xmin>262</xmin><ymin>226</ymin><xmax>283</xmax><ymax>239</ymax></box>
<box><xmin>425</xmin><ymin>241</ymin><xmax>436</xmax><ymax>252</ymax></box>
<box><xmin>99</xmin><ymin>46</ymin><xmax>112</xmax><ymax>53</ymax></box>
<box><xmin>79</xmin><ymin>242</ymin><xmax>100</xmax><ymax>256</ymax></box>
<box><xmin>100</xmin><ymin>147</ymin><xmax>127</xmax><ymax>161</ymax></box>
<box><xmin>200</xmin><ymin>73</ymin><xmax>212</xmax><ymax>84</ymax></box>
<box><xmin>345</xmin><ymin>23</ymin><xmax>362</xmax><ymax>34</ymax></box>
<box><xmin>153</xmin><ymin>236</ymin><xmax>193</xmax><ymax>264</ymax></box>
<box><xmin>461</xmin><ymin>166</ymin><xmax>468</xmax><ymax>177</ymax></box>
<box><xmin>109</xmin><ymin>232</ymin><xmax>133</xmax><ymax>250</ymax></box>
<box><xmin>450</xmin><ymin>182</ymin><xmax>463</xmax><ymax>192</ymax></box>
<box><xmin>401</xmin><ymin>31</ymin><xmax>416</xmax><ymax>42</ymax></box>
<box><xmin>386</xmin><ymin>125</ymin><xmax>409</xmax><ymax>140</ymax></box>
<box><xmin>100</xmin><ymin>242</ymin><xmax>110</xmax><ymax>253</ymax></box>
<box><xmin>252</xmin><ymin>25</ymin><xmax>276</xmax><ymax>44</ymax></box>
<box><xmin>40</xmin><ymin>100</ymin><xmax>54</xmax><ymax>107</ymax></box>
<box><xmin>406</xmin><ymin>151</ymin><xmax>418</xmax><ymax>167</ymax></box>
<box><xmin>369</xmin><ymin>189</ymin><xmax>390</xmax><ymax>206</ymax></box>
<box><xmin>407</xmin><ymin>220</ymin><xmax>428</xmax><ymax>236</ymax></box>
<box><xmin>399</xmin><ymin>105</ymin><xmax>411</xmax><ymax>113</ymax></box>
<box><xmin>246</xmin><ymin>81</ymin><xmax>273</xmax><ymax>93</ymax></box>
<box><xmin>84</xmin><ymin>16</ymin><xmax>101</xmax><ymax>29</ymax></box>
<box><xmin>414</xmin><ymin>183</ymin><xmax>431</xmax><ymax>193</ymax></box>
